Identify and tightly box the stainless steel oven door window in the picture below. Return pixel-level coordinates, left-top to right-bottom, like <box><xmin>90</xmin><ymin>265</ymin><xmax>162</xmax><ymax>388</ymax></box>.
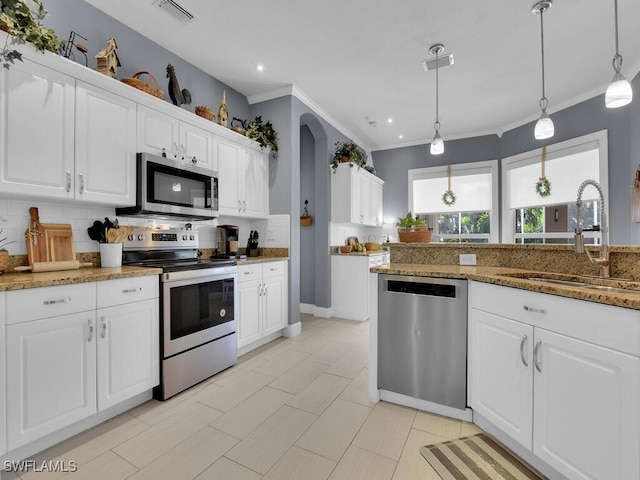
<box><xmin>162</xmin><ymin>271</ymin><xmax>236</xmax><ymax>358</ymax></box>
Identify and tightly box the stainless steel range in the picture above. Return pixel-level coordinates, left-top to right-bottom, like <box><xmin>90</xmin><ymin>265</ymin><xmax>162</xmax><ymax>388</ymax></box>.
<box><xmin>123</xmin><ymin>227</ymin><xmax>237</xmax><ymax>400</ymax></box>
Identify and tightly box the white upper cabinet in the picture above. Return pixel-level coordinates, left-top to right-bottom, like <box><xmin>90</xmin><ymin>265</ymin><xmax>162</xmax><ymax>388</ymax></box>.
<box><xmin>0</xmin><ymin>59</ymin><xmax>75</xmax><ymax>199</ymax></box>
<box><xmin>75</xmin><ymin>81</ymin><xmax>136</xmax><ymax>205</ymax></box>
<box><xmin>0</xmin><ymin>60</ymin><xmax>135</xmax><ymax>205</ymax></box>
<box><xmin>137</xmin><ymin>104</ymin><xmax>217</xmax><ymax>171</ymax></box>
<box><xmin>331</xmin><ymin>163</ymin><xmax>383</xmax><ymax>225</ymax></box>
<box><xmin>218</xmin><ymin>140</ymin><xmax>268</xmax><ymax>218</ymax></box>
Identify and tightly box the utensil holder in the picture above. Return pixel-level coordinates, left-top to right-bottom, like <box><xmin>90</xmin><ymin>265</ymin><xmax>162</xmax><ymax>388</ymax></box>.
<box><xmin>100</xmin><ymin>242</ymin><xmax>122</xmax><ymax>267</ymax></box>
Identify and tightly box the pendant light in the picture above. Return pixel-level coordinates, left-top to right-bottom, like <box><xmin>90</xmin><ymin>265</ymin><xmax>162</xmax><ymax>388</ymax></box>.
<box><xmin>532</xmin><ymin>1</ymin><xmax>554</xmax><ymax>140</ymax></box>
<box><xmin>605</xmin><ymin>0</ymin><xmax>633</xmax><ymax>108</ymax></box>
<box><xmin>430</xmin><ymin>43</ymin><xmax>445</xmax><ymax>155</ymax></box>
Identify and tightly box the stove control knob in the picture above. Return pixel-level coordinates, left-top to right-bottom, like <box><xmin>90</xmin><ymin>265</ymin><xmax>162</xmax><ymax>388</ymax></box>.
<box><xmin>137</xmin><ymin>234</ymin><xmax>145</xmax><ymax>241</ymax></box>
<box><xmin>127</xmin><ymin>234</ymin><xmax>134</xmax><ymax>241</ymax></box>
<box><xmin>189</xmin><ymin>235</ymin><xmax>195</xmax><ymax>241</ymax></box>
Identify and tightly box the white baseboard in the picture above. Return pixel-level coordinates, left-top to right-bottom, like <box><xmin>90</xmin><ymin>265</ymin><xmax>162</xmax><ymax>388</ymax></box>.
<box><xmin>0</xmin><ymin>391</ymin><xmax>152</xmax><ymax>464</ymax></box>
<box><xmin>299</xmin><ymin>303</ymin><xmax>332</xmax><ymax>318</ymax></box>
<box><xmin>283</xmin><ymin>322</ymin><xmax>301</xmax><ymax>338</ymax></box>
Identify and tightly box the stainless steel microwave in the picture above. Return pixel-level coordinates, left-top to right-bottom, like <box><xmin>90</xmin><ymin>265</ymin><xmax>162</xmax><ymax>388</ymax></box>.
<box><xmin>116</xmin><ymin>152</ymin><xmax>219</xmax><ymax>220</ymax></box>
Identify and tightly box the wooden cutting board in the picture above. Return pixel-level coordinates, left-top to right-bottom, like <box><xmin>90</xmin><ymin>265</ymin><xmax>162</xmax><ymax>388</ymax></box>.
<box><xmin>25</xmin><ymin>207</ymin><xmax>49</xmax><ymax>265</ymax></box>
<box><xmin>43</xmin><ymin>223</ymin><xmax>76</xmax><ymax>262</ymax></box>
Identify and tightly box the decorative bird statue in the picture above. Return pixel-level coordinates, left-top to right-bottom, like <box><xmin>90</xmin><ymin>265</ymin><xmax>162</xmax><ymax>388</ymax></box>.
<box><xmin>166</xmin><ymin>64</ymin><xmax>192</xmax><ymax>107</ymax></box>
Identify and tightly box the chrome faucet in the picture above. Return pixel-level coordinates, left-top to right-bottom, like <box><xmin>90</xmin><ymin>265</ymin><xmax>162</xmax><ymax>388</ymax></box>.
<box><xmin>574</xmin><ymin>179</ymin><xmax>609</xmax><ymax>277</ymax></box>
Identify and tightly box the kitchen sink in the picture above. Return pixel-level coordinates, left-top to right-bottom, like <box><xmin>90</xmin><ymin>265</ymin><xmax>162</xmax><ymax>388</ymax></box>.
<box><xmin>526</xmin><ymin>277</ymin><xmax>640</xmax><ymax>294</ymax></box>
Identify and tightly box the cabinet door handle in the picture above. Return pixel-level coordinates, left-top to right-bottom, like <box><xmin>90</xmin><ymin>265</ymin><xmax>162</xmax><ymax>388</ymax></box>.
<box><xmin>533</xmin><ymin>340</ymin><xmax>542</xmax><ymax>372</ymax></box>
<box><xmin>191</xmin><ymin>156</ymin><xmax>197</xmax><ymax>164</ymax></box>
<box><xmin>66</xmin><ymin>171</ymin><xmax>71</xmax><ymax>192</ymax></box>
<box><xmin>43</xmin><ymin>297</ymin><xmax>71</xmax><ymax>305</ymax></box>
<box><xmin>173</xmin><ymin>141</ymin><xmax>178</xmax><ymax>159</ymax></box>
<box><xmin>263</xmin><ymin>283</ymin><xmax>267</xmax><ymax>295</ymax></box>
<box><xmin>238</xmin><ymin>200</ymin><xmax>242</xmax><ymax>212</ymax></box>
<box><xmin>88</xmin><ymin>319</ymin><xmax>94</xmax><ymax>342</ymax></box>
<box><xmin>523</xmin><ymin>305</ymin><xmax>547</xmax><ymax>315</ymax></box>
<box><xmin>100</xmin><ymin>316</ymin><xmax>107</xmax><ymax>339</ymax></box>
<box><xmin>122</xmin><ymin>287</ymin><xmax>142</xmax><ymax>294</ymax></box>
<box><xmin>242</xmin><ymin>200</ymin><xmax>246</xmax><ymax>212</ymax></box>
<box><xmin>78</xmin><ymin>173</ymin><xmax>85</xmax><ymax>194</ymax></box>
<box><xmin>520</xmin><ymin>335</ymin><xmax>529</xmax><ymax>367</ymax></box>
<box><xmin>258</xmin><ymin>283</ymin><xmax>262</xmax><ymax>296</ymax></box>
<box><xmin>181</xmin><ymin>144</ymin><xmax>186</xmax><ymax>161</ymax></box>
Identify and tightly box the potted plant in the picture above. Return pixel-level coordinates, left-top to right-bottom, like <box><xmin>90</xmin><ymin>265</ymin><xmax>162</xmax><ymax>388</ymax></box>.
<box><xmin>1</xmin><ymin>0</ymin><xmax>59</xmax><ymax>69</ymax></box>
<box><xmin>245</xmin><ymin>115</ymin><xmax>279</xmax><ymax>154</ymax></box>
<box><xmin>395</xmin><ymin>212</ymin><xmax>432</xmax><ymax>243</ymax></box>
<box><xmin>331</xmin><ymin>141</ymin><xmax>365</xmax><ymax>172</ymax></box>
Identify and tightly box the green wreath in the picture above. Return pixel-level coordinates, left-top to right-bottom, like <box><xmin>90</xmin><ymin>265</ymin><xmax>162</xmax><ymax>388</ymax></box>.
<box><xmin>442</xmin><ymin>190</ymin><xmax>456</xmax><ymax>206</ymax></box>
<box><xmin>535</xmin><ymin>176</ymin><xmax>552</xmax><ymax>197</ymax></box>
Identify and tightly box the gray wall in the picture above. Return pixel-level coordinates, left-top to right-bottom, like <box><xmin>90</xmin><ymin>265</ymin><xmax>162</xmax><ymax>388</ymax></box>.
<box><xmin>43</xmin><ymin>0</ymin><xmax>249</xmax><ymax>121</ymax></box>
<box><xmin>299</xmin><ymin>125</ymin><xmax>316</xmax><ymax>304</ymax></box>
<box><xmin>374</xmin><ymin>74</ymin><xmax>640</xmax><ymax>246</ymax></box>
<box><xmin>250</xmin><ymin>96</ymin><xmax>355</xmax><ymax>317</ymax></box>
<box><xmin>373</xmin><ymin>135</ymin><xmax>499</xmax><ymax>226</ymax></box>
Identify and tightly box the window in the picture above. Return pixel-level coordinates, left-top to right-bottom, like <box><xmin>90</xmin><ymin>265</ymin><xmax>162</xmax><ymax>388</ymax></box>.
<box><xmin>502</xmin><ymin>130</ymin><xmax>608</xmax><ymax>244</ymax></box>
<box><xmin>409</xmin><ymin>160</ymin><xmax>499</xmax><ymax>243</ymax></box>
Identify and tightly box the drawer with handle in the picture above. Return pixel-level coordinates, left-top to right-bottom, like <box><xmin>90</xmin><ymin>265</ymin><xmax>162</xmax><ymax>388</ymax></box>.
<box><xmin>6</xmin><ymin>282</ymin><xmax>96</xmax><ymax>325</ymax></box>
<box><xmin>97</xmin><ymin>276</ymin><xmax>159</xmax><ymax>308</ymax></box>
<box><xmin>238</xmin><ymin>264</ymin><xmax>262</xmax><ymax>282</ymax></box>
<box><xmin>263</xmin><ymin>261</ymin><xmax>285</xmax><ymax>278</ymax></box>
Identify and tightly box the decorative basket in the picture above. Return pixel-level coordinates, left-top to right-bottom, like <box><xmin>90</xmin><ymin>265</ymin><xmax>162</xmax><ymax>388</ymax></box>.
<box><xmin>195</xmin><ymin>106</ymin><xmax>215</xmax><ymax>121</ymax></box>
<box><xmin>121</xmin><ymin>72</ymin><xmax>164</xmax><ymax>99</ymax></box>
<box><xmin>300</xmin><ymin>216</ymin><xmax>312</xmax><ymax>226</ymax></box>
<box><xmin>397</xmin><ymin>229</ymin><xmax>432</xmax><ymax>243</ymax></box>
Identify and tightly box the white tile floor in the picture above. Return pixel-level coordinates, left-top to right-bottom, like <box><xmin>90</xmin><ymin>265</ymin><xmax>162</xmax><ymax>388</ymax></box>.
<box><xmin>4</xmin><ymin>314</ymin><xmax>484</xmax><ymax>480</ymax></box>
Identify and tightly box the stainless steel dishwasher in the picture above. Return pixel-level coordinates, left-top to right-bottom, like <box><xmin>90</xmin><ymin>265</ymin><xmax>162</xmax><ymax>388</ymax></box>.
<box><xmin>378</xmin><ymin>274</ymin><xmax>468</xmax><ymax>410</ymax></box>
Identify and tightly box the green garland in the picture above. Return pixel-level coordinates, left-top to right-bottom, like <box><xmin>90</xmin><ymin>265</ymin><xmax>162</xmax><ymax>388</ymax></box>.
<box><xmin>442</xmin><ymin>190</ymin><xmax>456</xmax><ymax>206</ymax></box>
<box><xmin>535</xmin><ymin>176</ymin><xmax>552</xmax><ymax>197</ymax></box>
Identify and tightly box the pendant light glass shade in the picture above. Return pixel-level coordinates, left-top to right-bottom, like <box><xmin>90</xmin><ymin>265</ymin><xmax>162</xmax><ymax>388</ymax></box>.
<box><xmin>605</xmin><ymin>0</ymin><xmax>632</xmax><ymax>108</ymax></box>
<box><xmin>605</xmin><ymin>72</ymin><xmax>633</xmax><ymax>108</ymax></box>
<box><xmin>534</xmin><ymin>111</ymin><xmax>555</xmax><ymax>139</ymax></box>
<box><xmin>430</xmin><ymin>130</ymin><xmax>444</xmax><ymax>155</ymax></box>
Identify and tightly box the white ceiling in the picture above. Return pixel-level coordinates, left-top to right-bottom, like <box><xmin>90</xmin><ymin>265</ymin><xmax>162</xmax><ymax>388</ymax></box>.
<box><xmin>82</xmin><ymin>0</ymin><xmax>640</xmax><ymax>152</ymax></box>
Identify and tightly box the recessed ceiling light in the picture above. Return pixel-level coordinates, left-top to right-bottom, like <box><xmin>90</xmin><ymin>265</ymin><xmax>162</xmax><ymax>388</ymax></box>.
<box><xmin>387</xmin><ymin>118</ymin><xmax>393</xmax><ymax>123</ymax></box>
<box><xmin>256</xmin><ymin>64</ymin><xmax>264</xmax><ymax>72</ymax></box>
<box><xmin>399</xmin><ymin>135</ymin><xmax>403</xmax><ymax>139</ymax></box>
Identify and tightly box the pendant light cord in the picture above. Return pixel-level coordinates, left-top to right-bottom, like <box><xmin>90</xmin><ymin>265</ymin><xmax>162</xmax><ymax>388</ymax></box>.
<box><xmin>612</xmin><ymin>0</ymin><xmax>623</xmax><ymax>73</ymax></box>
<box><xmin>539</xmin><ymin>7</ymin><xmax>548</xmax><ymax>110</ymax></box>
<box><xmin>434</xmin><ymin>49</ymin><xmax>440</xmax><ymax>133</ymax></box>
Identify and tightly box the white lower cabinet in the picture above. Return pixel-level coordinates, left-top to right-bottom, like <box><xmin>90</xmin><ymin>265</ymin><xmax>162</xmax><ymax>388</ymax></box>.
<box><xmin>237</xmin><ymin>261</ymin><xmax>288</xmax><ymax>350</ymax></box>
<box><xmin>331</xmin><ymin>253</ymin><xmax>389</xmax><ymax>321</ymax></box>
<box><xmin>6</xmin><ymin>310</ymin><xmax>98</xmax><ymax>450</ymax></box>
<box><xmin>4</xmin><ymin>276</ymin><xmax>159</xmax><ymax>452</ymax></box>
<box><xmin>469</xmin><ymin>281</ymin><xmax>640</xmax><ymax>480</ymax></box>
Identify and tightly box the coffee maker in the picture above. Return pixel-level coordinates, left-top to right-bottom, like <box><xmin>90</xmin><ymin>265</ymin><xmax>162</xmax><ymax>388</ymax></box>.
<box><xmin>215</xmin><ymin>225</ymin><xmax>239</xmax><ymax>258</ymax></box>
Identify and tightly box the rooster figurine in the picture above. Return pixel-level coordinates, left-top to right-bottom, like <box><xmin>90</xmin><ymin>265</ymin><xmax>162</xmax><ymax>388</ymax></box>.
<box><xmin>166</xmin><ymin>64</ymin><xmax>192</xmax><ymax>107</ymax></box>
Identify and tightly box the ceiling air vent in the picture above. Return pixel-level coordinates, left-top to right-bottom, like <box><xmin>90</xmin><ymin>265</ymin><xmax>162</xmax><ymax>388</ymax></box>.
<box><xmin>152</xmin><ymin>0</ymin><xmax>197</xmax><ymax>24</ymax></box>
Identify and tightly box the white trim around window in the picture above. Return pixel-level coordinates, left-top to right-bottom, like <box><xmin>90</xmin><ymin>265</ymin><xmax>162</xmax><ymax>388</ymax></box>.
<box><xmin>501</xmin><ymin>130</ymin><xmax>609</xmax><ymax>243</ymax></box>
<box><xmin>408</xmin><ymin>159</ymin><xmax>499</xmax><ymax>243</ymax></box>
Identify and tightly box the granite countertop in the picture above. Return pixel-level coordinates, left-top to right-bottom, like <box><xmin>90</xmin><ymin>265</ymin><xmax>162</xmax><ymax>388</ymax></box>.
<box><xmin>0</xmin><ymin>266</ymin><xmax>163</xmax><ymax>292</ymax></box>
<box><xmin>237</xmin><ymin>256</ymin><xmax>289</xmax><ymax>265</ymax></box>
<box><xmin>331</xmin><ymin>250</ymin><xmax>389</xmax><ymax>257</ymax></box>
<box><xmin>371</xmin><ymin>263</ymin><xmax>640</xmax><ymax>310</ymax></box>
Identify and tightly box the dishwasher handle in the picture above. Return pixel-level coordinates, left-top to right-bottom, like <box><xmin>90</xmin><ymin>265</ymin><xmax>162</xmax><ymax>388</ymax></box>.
<box><xmin>385</xmin><ymin>279</ymin><xmax>458</xmax><ymax>298</ymax></box>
